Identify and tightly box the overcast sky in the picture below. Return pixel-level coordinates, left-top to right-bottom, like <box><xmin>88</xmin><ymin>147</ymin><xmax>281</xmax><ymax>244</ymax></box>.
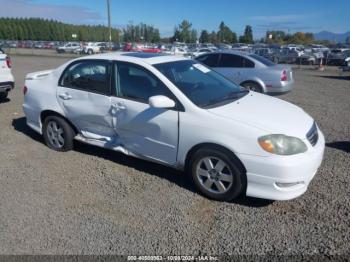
<box><xmin>0</xmin><ymin>0</ymin><xmax>349</xmax><ymax>38</ymax></box>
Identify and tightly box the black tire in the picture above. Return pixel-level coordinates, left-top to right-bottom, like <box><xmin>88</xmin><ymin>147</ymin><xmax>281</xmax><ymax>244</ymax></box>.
<box><xmin>241</xmin><ymin>82</ymin><xmax>263</xmax><ymax>93</ymax></box>
<box><xmin>0</xmin><ymin>91</ymin><xmax>8</xmax><ymax>100</ymax></box>
<box><xmin>189</xmin><ymin>148</ymin><xmax>246</xmax><ymax>201</ymax></box>
<box><xmin>88</xmin><ymin>49</ymin><xmax>93</xmax><ymax>55</ymax></box>
<box><xmin>42</xmin><ymin>115</ymin><xmax>74</xmax><ymax>152</ymax></box>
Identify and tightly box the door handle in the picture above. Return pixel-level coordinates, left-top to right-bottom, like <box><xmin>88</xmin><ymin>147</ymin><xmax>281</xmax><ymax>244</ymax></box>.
<box><xmin>59</xmin><ymin>93</ymin><xmax>72</xmax><ymax>100</ymax></box>
<box><xmin>111</xmin><ymin>103</ymin><xmax>126</xmax><ymax>111</ymax></box>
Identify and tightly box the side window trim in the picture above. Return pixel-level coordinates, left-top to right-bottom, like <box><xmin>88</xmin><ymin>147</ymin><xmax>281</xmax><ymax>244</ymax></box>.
<box><xmin>197</xmin><ymin>54</ymin><xmax>219</xmax><ymax>67</ymax></box>
<box><xmin>58</xmin><ymin>59</ymin><xmax>112</xmax><ymax>96</ymax></box>
<box><xmin>112</xmin><ymin>61</ymin><xmax>185</xmax><ymax>111</ymax></box>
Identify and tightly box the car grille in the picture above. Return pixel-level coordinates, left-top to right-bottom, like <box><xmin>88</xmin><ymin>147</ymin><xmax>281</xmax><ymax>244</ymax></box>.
<box><xmin>306</xmin><ymin>122</ymin><xmax>319</xmax><ymax>146</ymax></box>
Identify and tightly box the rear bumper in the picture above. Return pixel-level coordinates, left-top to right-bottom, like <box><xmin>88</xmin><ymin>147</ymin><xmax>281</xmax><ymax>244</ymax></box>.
<box><xmin>265</xmin><ymin>80</ymin><xmax>294</xmax><ymax>95</ymax></box>
<box><xmin>237</xmin><ymin>131</ymin><xmax>325</xmax><ymax>201</ymax></box>
<box><xmin>0</xmin><ymin>81</ymin><xmax>14</xmax><ymax>93</ymax></box>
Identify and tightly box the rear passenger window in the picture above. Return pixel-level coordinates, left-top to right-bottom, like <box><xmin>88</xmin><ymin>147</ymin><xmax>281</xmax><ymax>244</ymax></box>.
<box><xmin>196</xmin><ymin>54</ymin><xmax>220</xmax><ymax>67</ymax></box>
<box><xmin>218</xmin><ymin>54</ymin><xmax>254</xmax><ymax>68</ymax></box>
<box><xmin>60</xmin><ymin>60</ymin><xmax>110</xmax><ymax>95</ymax></box>
<box><xmin>219</xmin><ymin>54</ymin><xmax>244</xmax><ymax>67</ymax></box>
<box><xmin>244</xmin><ymin>58</ymin><xmax>255</xmax><ymax>68</ymax></box>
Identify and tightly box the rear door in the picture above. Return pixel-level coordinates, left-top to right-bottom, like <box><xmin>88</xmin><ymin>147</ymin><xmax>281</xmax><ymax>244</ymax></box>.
<box><xmin>57</xmin><ymin>59</ymin><xmax>115</xmax><ymax>140</ymax></box>
<box><xmin>214</xmin><ymin>54</ymin><xmax>247</xmax><ymax>84</ymax></box>
<box><xmin>110</xmin><ymin>61</ymin><xmax>179</xmax><ymax>165</ymax></box>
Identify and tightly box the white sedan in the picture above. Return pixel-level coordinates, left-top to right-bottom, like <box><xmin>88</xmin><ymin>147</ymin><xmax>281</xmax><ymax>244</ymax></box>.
<box><xmin>0</xmin><ymin>50</ymin><xmax>14</xmax><ymax>100</ymax></box>
<box><xmin>23</xmin><ymin>52</ymin><xmax>325</xmax><ymax>201</ymax></box>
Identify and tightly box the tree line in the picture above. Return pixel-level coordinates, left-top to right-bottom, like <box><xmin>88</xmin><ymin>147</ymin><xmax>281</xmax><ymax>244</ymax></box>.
<box><xmin>0</xmin><ymin>17</ymin><xmax>331</xmax><ymax>45</ymax></box>
<box><xmin>0</xmin><ymin>18</ymin><xmax>160</xmax><ymax>43</ymax></box>
<box><xmin>263</xmin><ymin>30</ymin><xmax>335</xmax><ymax>45</ymax></box>
<box><xmin>0</xmin><ymin>17</ymin><xmax>253</xmax><ymax>44</ymax></box>
<box><xmin>122</xmin><ymin>23</ymin><xmax>160</xmax><ymax>43</ymax></box>
<box><xmin>0</xmin><ymin>18</ymin><xmax>123</xmax><ymax>42</ymax></box>
<box><xmin>170</xmin><ymin>20</ymin><xmax>254</xmax><ymax>44</ymax></box>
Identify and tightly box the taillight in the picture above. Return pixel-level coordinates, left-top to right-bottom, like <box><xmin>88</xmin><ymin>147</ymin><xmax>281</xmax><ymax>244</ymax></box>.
<box><xmin>281</xmin><ymin>70</ymin><xmax>287</xmax><ymax>81</ymax></box>
<box><xmin>23</xmin><ymin>86</ymin><xmax>28</xmax><ymax>95</ymax></box>
<box><xmin>6</xmin><ymin>56</ymin><xmax>12</xmax><ymax>68</ymax></box>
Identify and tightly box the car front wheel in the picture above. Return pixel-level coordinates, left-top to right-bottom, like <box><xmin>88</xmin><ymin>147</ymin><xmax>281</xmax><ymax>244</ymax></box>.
<box><xmin>42</xmin><ymin>116</ymin><xmax>74</xmax><ymax>152</ymax></box>
<box><xmin>190</xmin><ymin>148</ymin><xmax>246</xmax><ymax>201</ymax></box>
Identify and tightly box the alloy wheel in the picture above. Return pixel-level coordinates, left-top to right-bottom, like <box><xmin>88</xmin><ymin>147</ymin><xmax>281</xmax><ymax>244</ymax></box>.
<box><xmin>196</xmin><ymin>156</ymin><xmax>234</xmax><ymax>194</ymax></box>
<box><xmin>46</xmin><ymin>120</ymin><xmax>65</xmax><ymax>149</ymax></box>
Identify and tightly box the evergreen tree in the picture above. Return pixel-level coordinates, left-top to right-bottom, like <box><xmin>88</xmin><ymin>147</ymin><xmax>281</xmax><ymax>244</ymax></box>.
<box><xmin>199</xmin><ymin>30</ymin><xmax>210</xmax><ymax>43</ymax></box>
<box><xmin>240</xmin><ymin>25</ymin><xmax>253</xmax><ymax>43</ymax></box>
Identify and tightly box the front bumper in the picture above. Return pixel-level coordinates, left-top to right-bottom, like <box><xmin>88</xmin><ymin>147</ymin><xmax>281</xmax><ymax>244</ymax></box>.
<box><xmin>237</xmin><ymin>130</ymin><xmax>325</xmax><ymax>201</ymax></box>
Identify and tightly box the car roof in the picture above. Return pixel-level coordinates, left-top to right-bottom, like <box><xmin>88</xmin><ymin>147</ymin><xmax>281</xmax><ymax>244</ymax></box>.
<box><xmin>199</xmin><ymin>50</ymin><xmax>252</xmax><ymax>58</ymax></box>
<box><xmin>78</xmin><ymin>52</ymin><xmax>189</xmax><ymax>65</ymax></box>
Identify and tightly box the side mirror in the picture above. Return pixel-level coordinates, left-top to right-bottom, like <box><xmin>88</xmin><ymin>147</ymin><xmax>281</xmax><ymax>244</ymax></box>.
<box><xmin>149</xmin><ymin>95</ymin><xmax>176</xmax><ymax>109</ymax></box>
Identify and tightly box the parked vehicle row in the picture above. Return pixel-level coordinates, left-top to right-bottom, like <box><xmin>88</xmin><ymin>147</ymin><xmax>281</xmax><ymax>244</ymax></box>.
<box><xmin>2</xmin><ymin>39</ymin><xmax>349</xmax><ymax>66</ymax></box>
<box><xmin>22</xmin><ymin>52</ymin><xmax>325</xmax><ymax>202</ymax></box>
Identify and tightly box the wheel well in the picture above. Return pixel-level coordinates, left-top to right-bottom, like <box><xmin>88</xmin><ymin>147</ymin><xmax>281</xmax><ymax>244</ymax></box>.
<box><xmin>240</xmin><ymin>80</ymin><xmax>264</xmax><ymax>91</ymax></box>
<box><xmin>185</xmin><ymin>143</ymin><xmax>247</xmax><ymax>194</ymax></box>
<box><xmin>40</xmin><ymin>110</ymin><xmax>78</xmax><ymax>135</ymax></box>
<box><xmin>185</xmin><ymin>143</ymin><xmax>246</xmax><ymax>173</ymax></box>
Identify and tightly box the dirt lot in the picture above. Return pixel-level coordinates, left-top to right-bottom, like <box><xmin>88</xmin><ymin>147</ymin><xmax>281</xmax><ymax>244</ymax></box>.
<box><xmin>0</xmin><ymin>55</ymin><xmax>349</xmax><ymax>257</ymax></box>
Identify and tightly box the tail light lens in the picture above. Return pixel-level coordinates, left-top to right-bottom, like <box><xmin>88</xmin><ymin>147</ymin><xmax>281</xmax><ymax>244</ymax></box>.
<box><xmin>281</xmin><ymin>70</ymin><xmax>287</xmax><ymax>81</ymax></box>
<box><xmin>23</xmin><ymin>86</ymin><xmax>28</xmax><ymax>95</ymax></box>
<box><xmin>6</xmin><ymin>56</ymin><xmax>12</xmax><ymax>68</ymax></box>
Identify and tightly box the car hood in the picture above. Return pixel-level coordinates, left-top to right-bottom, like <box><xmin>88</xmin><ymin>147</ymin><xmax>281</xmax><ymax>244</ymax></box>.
<box><xmin>207</xmin><ymin>92</ymin><xmax>314</xmax><ymax>139</ymax></box>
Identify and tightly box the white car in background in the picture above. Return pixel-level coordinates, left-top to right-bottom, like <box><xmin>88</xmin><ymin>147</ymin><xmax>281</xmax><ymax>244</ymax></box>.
<box><xmin>0</xmin><ymin>49</ymin><xmax>14</xmax><ymax>100</ymax></box>
<box><xmin>83</xmin><ymin>42</ymin><xmax>101</xmax><ymax>55</ymax></box>
<box><xmin>164</xmin><ymin>46</ymin><xmax>188</xmax><ymax>56</ymax></box>
<box><xmin>23</xmin><ymin>52</ymin><xmax>325</xmax><ymax>201</ymax></box>
<box><xmin>186</xmin><ymin>48</ymin><xmax>214</xmax><ymax>58</ymax></box>
<box><xmin>56</xmin><ymin>42</ymin><xmax>81</xmax><ymax>54</ymax></box>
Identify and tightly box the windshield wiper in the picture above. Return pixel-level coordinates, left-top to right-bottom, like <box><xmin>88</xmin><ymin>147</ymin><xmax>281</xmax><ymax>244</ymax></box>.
<box><xmin>201</xmin><ymin>90</ymin><xmax>248</xmax><ymax>108</ymax></box>
<box><xmin>221</xmin><ymin>90</ymin><xmax>248</xmax><ymax>101</ymax></box>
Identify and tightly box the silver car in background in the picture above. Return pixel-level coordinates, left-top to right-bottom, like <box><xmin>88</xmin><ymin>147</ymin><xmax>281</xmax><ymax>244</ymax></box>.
<box><xmin>195</xmin><ymin>51</ymin><xmax>294</xmax><ymax>95</ymax></box>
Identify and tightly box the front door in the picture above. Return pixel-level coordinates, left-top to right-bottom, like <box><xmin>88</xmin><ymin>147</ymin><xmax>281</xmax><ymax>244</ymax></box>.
<box><xmin>57</xmin><ymin>59</ymin><xmax>115</xmax><ymax>139</ymax></box>
<box><xmin>111</xmin><ymin>61</ymin><xmax>179</xmax><ymax>165</ymax></box>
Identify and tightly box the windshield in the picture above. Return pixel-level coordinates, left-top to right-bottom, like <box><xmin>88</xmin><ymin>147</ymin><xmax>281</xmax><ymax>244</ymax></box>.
<box><xmin>154</xmin><ymin>60</ymin><xmax>248</xmax><ymax>108</ymax></box>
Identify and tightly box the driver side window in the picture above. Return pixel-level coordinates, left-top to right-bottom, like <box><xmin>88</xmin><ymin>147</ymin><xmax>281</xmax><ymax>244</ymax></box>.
<box><xmin>115</xmin><ymin>62</ymin><xmax>173</xmax><ymax>103</ymax></box>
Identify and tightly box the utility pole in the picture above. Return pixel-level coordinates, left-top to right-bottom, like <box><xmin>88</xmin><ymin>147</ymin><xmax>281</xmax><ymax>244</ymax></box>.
<box><xmin>107</xmin><ymin>0</ymin><xmax>112</xmax><ymax>51</ymax></box>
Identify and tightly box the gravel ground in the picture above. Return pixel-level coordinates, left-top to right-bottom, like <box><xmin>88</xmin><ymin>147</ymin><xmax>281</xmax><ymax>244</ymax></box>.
<box><xmin>0</xmin><ymin>55</ymin><xmax>349</xmax><ymax>257</ymax></box>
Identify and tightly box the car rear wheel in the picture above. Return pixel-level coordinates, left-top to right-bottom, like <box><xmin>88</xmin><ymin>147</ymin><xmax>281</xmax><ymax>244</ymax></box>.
<box><xmin>88</xmin><ymin>49</ymin><xmax>93</xmax><ymax>55</ymax></box>
<box><xmin>241</xmin><ymin>82</ymin><xmax>263</xmax><ymax>93</ymax></box>
<box><xmin>43</xmin><ymin>116</ymin><xmax>74</xmax><ymax>152</ymax></box>
<box><xmin>190</xmin><ymin>148</ymin><xmax>246</xmax><ymax>201</ymax></box>
<box><xmin>0</xmin><ymin>91</ymin><xmax>8</xmax><ymax>100</ymax></box>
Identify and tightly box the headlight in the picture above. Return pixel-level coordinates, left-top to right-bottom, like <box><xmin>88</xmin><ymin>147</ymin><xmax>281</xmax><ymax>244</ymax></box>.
<box><xmin>258</xmin><ymin>134</ymin><xmax>307</xmax><ymax>155</ymax></box>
